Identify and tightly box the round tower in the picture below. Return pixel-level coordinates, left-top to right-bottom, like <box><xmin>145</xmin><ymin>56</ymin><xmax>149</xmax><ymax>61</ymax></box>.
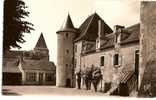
<box><xmin>56</xmin><ymin>14</ymin><xmax>77</xmax><ymax>87</ymax></box>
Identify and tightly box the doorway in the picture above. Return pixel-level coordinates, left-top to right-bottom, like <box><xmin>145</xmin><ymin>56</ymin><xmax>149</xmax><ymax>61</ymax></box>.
<box><xmin>39</xmin><ymin>73</ymin><xmax>43</xmax><ymax>85</ymax></box>
<box><xmin>135</xmin><ymin>50</ymin><xmax>139</xmax><ymax>90</ymax></box>
<box><xmin>66</xmin><ymin>78</ymin><xmax>71</xmax><ymax>88</ymax></box>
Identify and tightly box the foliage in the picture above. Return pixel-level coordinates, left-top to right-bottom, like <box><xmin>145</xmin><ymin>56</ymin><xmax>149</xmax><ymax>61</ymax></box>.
<box><xmin>3</xmin><ymin>0</ymin><xmax>34</xmax><ymax>52</ymax></box>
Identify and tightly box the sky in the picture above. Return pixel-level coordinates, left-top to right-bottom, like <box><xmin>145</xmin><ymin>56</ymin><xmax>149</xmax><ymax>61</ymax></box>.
<box><xmin>15</xmin><ymin>0</ymin><xmax>140</xmax><ymax>64</ymax></box>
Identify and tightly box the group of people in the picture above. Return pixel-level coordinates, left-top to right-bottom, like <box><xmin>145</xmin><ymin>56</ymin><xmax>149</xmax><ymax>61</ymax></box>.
<box><xmin>76</xmin><ymin>65</ymin><xmax>103</xmax><ymax>92</ymax></box>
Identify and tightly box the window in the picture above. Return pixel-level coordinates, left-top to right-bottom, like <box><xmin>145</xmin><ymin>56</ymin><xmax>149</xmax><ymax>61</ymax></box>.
<box><xmin>113</xmin><ymin>54</ymin><xmax>119</xmax><ymax>65</ymax></box>
<box><xmin>26</xmin><ymin>72</ymin><xmax>36</xmax><ymax>81</ymax></box>
<box><xmin>135</xmin><ymin>50</ymin><xmax>139</xmax><ymax>74</ymax></box>
<box><xmin>45</xmin><ymin>73</ymin><xmax>53</xmax><ymax>81</ymax></box>
<box><xmin>66</xmin><ymin>64</ymin><xmax>68</xmax><ymax>68</ymax></box>
<box><xmin>74</xmin><ymin>45</ymin><xmax>77</xmax><ymax>52</ymax></box>
<box><xmin>74</xmin><ymin>59</ymin><xmax>77</xmax><ymax>68</ymax></box>
<box><xmin>100</xmin><ymin>56</ymin><xmax>105</xmax><ymax>66</ymax></box>
<box><xmin>96</xmin><ymin>39</ymin><xmax>100</xmax><ymax>49</ymax></box>
<box><xmin>135</xmin><ymin>50</ymin><xmax>139</xmax><ymax>90</ymax></box>
<box><xmin>39</xmin><ymin>72</ymin><xmax>43</xmax><ymax>82</ymax></box>
<box><xmin>66</xmin><ymin>49</ymin><xmax>69</xmax><ymax>54</ymax></box>
<box><xmin>65</xmin><ymin>33</ymin><xmax>69</xmax><ymax>38</ymax></box>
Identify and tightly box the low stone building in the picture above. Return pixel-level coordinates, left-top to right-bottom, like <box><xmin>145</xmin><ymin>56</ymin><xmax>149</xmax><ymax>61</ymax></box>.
<box><xmin>2</xmin><ymin>33</ymin><xmax>56</xmax><ymax>85</ymax></box>
<box><xmin>3</xmin><ymin>57</ymin><xmax>22</xmax><ymax>85</ymax></box>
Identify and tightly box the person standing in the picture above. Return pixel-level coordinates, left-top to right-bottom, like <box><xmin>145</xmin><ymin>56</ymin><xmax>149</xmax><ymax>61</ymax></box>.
<box><xmin>76</xmin><ymin>70</ymin><xmax>81</xmax><ymax>89</ymax></box>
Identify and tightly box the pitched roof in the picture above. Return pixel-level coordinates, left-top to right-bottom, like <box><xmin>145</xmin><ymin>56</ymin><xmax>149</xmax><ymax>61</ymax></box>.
<box><xmin>3</xmin><ymin>59</ymin><xmax>21</xmax><ymax>73</ymax></box>
<box><xmin>57</xmin><ymin>14</ymin><xmax>77</xmax><ymax>33</ymax></box>
<box><xmin>35</xmin><ymin>33</ymin><xmax>47</xmax><ymax>49</ymax></box>
<box><xmin>121</xmin><ymin>23</ymin><xmax>140</xmax><ymax>45</ymax></box>
<box><xmin>21</xmin><ymin>59</ymin><xmax>56</xmax><ymax>71</ymax></box>
<box><xmin>82</xmin><ymin>23</ymin><xmax>140</xmax><ymax>54</ymax></box>
<box><xmin>75</xmin><ymin>13</ymin><xmax>113</xmax><ymax>41</ymax></box>
<box><xmin>100</xmin><ymin>33</ymin><xmax>115</xmax><ymax>50</ymax></box>
<box><xmin>4</xmin><ymin>50</ymin><xmax>23</xmax><ymax>58</ymax></box>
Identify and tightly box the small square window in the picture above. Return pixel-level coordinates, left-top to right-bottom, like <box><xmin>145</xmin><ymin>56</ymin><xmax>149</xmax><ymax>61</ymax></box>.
<box><xmin>66</xmin><ymin>49</ymin><xmax>69</xmax><ymax>54</ymax></box>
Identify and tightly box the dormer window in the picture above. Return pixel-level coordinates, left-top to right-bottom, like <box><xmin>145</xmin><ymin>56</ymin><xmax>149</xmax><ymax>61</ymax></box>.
<box><xmin>96</xmin><ymin>39</ymin><xmax>100</xmax><ymax>49</ymax></box>
<box><xmin>114</xmin><ymin>25</ymin><xmax>124</xmax><ymax>45</ymax></box>
<box><xmin>115</xmin><ymin>34</ymin><xmax>121</xmax><ymax>44</ymax></box>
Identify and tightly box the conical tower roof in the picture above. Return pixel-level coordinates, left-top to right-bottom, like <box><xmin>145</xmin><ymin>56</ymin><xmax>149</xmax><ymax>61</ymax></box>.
<box><xmin>60</xmin><ymin>14</ymin><xmax>74</xmax><ymax>30</ymax></box>
<box><xmin>57</xmin><ymin>14</ymin><xmax>77</xmax><ymax>33</ymax></box>
<box><xmin>35</xmin><ymin>33</ymin><xmax>47</xmax><ymax>49</ymax></box>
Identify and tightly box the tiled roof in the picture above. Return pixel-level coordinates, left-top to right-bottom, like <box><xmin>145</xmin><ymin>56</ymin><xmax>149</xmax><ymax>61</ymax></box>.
<box><xmin>21</xmin><ymin>59</ymin><xmax>56</xmax><ymax>71</ymax></box>
<box><xmin>3</xmin><ymin>59</ymin><xmax>21</xmax><ymax>73</ymax></box>
<box><xmin>75</xmin><ymin>13</ymin><xmax>113</xmax><ymax>41</ymax></box>
<box><xmin>121</xmin><ymin>23</ymin><xmax>140</xmax><ymax>45</ymax></box>
<box><xmin>35</xmin><ymin>33</ymin><xmax>47</xmax><ymax>49</ymax></box>
<box><xmin>100</xmin><ymin>33</ymin><xmax>115</xmax><ymax>50</ymax></box>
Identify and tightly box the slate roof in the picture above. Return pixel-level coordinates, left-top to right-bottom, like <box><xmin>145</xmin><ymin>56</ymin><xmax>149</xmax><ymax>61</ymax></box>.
<box><xmin>3</xmin><ymin>59</ymin><xmax>21</xmax><ymax>73</ymax></box>
<box><xmin>35</xmin><ymin>33</ymin><xmax>47</xmax><ymax>49</ymax></box>
<box><xmin>21</xmin><ymin>59</ymin><xmax>56</xmax><ymax>71</ymax></box>
<box><xmin>121</xmin><ymin>23</ymin><xmax>140</xmax><ymax>45</ymax></box>
<box><xmin>75</xmin><ymin>13</ymin><xmax>113</xmax><ymax>41</ymax></box>
<box><xmin>57</xmin><ymin>14</ymin><xmax>77</xmax><ymax>33</ymax></box>
<box><xmin>100</xmin><ymin>33</ymin><xmax>115</xmax><ymax>50</ymax></box>
<box><xmin>82</xmin><ymin>23</ymin><xmax>140</xmax><ymax>54</ymax></box>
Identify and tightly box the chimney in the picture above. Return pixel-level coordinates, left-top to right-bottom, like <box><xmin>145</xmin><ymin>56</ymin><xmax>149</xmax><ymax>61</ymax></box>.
<box><xmin>114</xmin><ymin>25</ymin><xmax>125</xmax><ymax>34</ymax></box>
<box><xmin>98</xmin><ymin>19</ymin><xmax>104</xmax><ymax>38</ymax></box>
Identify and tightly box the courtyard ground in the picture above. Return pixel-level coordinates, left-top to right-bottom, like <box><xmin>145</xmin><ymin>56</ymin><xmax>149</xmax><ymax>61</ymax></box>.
<box><xmin>2</xmin><ymin>86</ymin><xmax>111</xmax><ymax>96</ymax></box>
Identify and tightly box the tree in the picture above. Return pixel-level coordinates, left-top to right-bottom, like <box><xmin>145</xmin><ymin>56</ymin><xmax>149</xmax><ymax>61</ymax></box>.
<box><xmin>3</xmin><ymin>0</ymin><xmax>34</xmax><ymax>52</ymax></box>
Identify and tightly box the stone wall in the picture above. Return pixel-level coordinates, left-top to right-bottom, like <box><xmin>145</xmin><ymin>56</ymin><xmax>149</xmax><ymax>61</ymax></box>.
<box><xmin>80</xmin><ymin>43</ymin><xmax>139</xmax><ymax>92</ymax></box>
<box><xmin>74</xmin><ymin>41</ymin><xmax>83</xmax><ymax>72</ymax></box>
<box><xmin>139</xmin><ymin>1</ymin><xmax>156</xmax><ymax>97</ymax></box>
<box><xmin>57</xmin><ymin>31</ymin><xmax>76</xmax><ymax>87</ymax></box>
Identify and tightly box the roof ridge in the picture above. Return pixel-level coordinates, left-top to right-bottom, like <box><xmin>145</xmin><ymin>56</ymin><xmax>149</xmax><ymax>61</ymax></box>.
<box><xmin>125</xmin><ymin>23</ymin><xmax>140</xmax><ymax>29</ymax></box>
<box><xmin>83</xmin><ymin>13</ymin><xmax>96</xmax><ymax>38</ymax></box>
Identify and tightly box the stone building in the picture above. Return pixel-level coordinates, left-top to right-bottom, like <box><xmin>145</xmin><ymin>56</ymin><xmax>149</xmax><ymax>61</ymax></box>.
<box><xmin>3</xmin><ymin>33</ymin><xmax>56</xmax><ymax>85</ymax></box>
<box><xmin>56</xmin><ymin>13</ymin><xmax>140</xmax><ymax>96</ymax></box>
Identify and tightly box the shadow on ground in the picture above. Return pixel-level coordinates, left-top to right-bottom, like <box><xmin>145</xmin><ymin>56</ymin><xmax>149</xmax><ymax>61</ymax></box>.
<box><xmin>2</xmin><ymin>89</ymin><xmax>21</xmax><ymax>96</ymax></box>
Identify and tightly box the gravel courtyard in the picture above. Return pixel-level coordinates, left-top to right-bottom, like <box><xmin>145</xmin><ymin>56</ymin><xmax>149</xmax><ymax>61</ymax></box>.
<box><xmin>2</xmin><ymin>86</ymin><xmax>109</xmax><ymax>96</ymax></box>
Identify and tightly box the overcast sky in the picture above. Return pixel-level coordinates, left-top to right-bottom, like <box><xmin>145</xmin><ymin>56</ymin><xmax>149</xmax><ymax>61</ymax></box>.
<box><xmin>16</xmin><ymin>0</ymin><xmax>140</xmax><ymax>64</ymax></box>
